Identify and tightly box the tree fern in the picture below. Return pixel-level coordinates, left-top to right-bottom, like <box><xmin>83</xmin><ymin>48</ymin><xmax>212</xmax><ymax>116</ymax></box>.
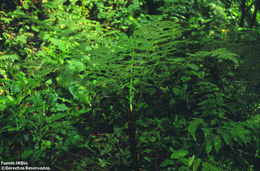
<box><xmin>53</xmin><ymin>20</ymin><xmax>196</xmax><ymax>169</ymax></box>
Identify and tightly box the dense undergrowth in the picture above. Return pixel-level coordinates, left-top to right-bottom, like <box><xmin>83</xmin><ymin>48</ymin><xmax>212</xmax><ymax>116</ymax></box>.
<box><xmin>0</xmin><ymin>0</ymin><xmax>260</xmax><ymax>170</ymax></box>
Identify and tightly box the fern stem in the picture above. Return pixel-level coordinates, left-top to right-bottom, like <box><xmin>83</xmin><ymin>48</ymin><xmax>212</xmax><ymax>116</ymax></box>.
<box><xmin>128</xmin><ymin>36</ymin><xmax>140</xmax><ymax>171</ymax></box>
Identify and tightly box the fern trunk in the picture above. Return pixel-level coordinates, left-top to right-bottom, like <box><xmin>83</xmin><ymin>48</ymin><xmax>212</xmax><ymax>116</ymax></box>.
<box><xmin>127</xmin><ymin>110</ymin><xmax>140</xmax><ymax>171</ymax></box>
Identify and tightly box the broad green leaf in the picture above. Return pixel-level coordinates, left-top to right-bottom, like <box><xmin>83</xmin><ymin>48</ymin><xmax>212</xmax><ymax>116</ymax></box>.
<box><xmin>22</xmin><ymin>150</ymin><xmax>34</xmax><ymax>159</ymax></box>
<box><xmin>213</xmin><ymin>136</ymin><xmax>221</xmax><ymax>154</ymax></box>
<box><xmin>188</xmin><ymin>155</ymin><xmax>195</xmax><ymax>168</ymax></box>
<box><xmin>42</xmin><ymin>140</ymin><xmax>52</xmax><ymax>149</ymax></box>
<box><xmin>160</xmin><ymin>159</ymin><xmax>174</xmax><ymax>167</ymax></box>
<box><xmin>193</xmin><ymin>158</ymin><xmax>202</xmax><ymax>171</ymax></box>
<box><xmin>45</xmin><ymin>79</ymin><xmax>52</xmax><ymax>85</ymax></box>
<box><xmin>144</xmin><ymin>156</ymin><xmax>152</xmax><ymax>162</ymax></box>
<box><xmin>171</xmin><ymin>149</ymin><xmax>189</xmax><ymax>159</ymax></box>
<box><xmin>180</xmin><ymin>158</ymin><xmax>189</xmax><ymax>167</ymax></box>
<box><xmin>205</xmin><ymin>138</ymin><xmax>213</xmax><ymax>154</ymax></box>
<box><xmin>188</xmin><ymin>118</ymin><xmax>203</xmax><ymax>142</ymax></box>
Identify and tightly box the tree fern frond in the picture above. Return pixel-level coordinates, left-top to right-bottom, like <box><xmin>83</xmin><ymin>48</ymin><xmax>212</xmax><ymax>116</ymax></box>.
<box><xmin>0</xmin><ymin>54</ymin><xmax>19</xmax><ymax>63</ymax></box>
<box><xmin>191</xmin><ymin>48</ymin><xmax>239</xmax><ymax>65</ymax></box>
